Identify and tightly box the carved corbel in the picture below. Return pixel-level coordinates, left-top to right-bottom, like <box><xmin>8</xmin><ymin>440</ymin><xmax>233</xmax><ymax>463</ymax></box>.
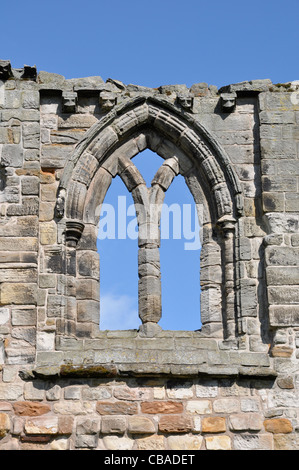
<box><xmin>220</xmin><ymin>92</ymin><xmax>237</xmax><ymax>113</ymax></box>
<box><xmin>99</xmin><ymin>91</ymin><xmax>117</xmax><ymax>111</ymax></box>
<box><xmin>177</xmin><ymin>94</ymin><xmax>194</xmax><ymax>111</ymax></box>
<box><xmin>62</xmin><ymin>91</ymin><xmax>78</xmax><ymax>113</ymax></box>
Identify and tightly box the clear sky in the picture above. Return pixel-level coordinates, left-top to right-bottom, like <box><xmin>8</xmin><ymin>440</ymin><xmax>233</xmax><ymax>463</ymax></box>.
<box><xmin>2</xmin><ymin>0</ymin><xmax>299</xmax><ymax>330</ymax></box>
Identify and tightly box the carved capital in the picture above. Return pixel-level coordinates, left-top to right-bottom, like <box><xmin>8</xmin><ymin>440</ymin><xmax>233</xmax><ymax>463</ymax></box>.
<box><xmin>216</xmin><ymin>215</ymin><xmax>236</xmax><ymax>236</ymax></box>
<box><xmin>65</xmin><ymin>220</ymin><xmax>85</xmax><ymax>247</ymax></box>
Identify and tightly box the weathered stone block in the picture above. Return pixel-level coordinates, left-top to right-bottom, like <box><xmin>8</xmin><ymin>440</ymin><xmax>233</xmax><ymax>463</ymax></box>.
<box><xmin>101</xmin><ymin>416</ymin><xmax>126</xmax><ymax>435</ymax></box>
<box><xmin>22</xmin><ymin>123</ymin><xmax>40</xmax><ymax>149</ymax></box>
<box><xmin>141</xmin><ymin>401</ymin><xmax>183</xmax><ymax>414</ymax></box>
<box><xmin>96</xmin><ymin>401</ymin><xmax>138</xmax><ymax>415</ymax></box>
<box><xmin>0</xmin><ymin>283</ymin><xmax>37</xmax><ymax>305</ymax></box>
<box><xmin>229</xmin><ymin>413</ymin><xmax>263</xmax><ymax>432</ymax></box>
<box><xmin>264</xmin><ymin>418</ymin><xmax>293</xmax><ymax>434</ymax></box>
<box><xmin>21</xmin><ymin>91</ymin><xmax>40</xmax><ymax>109</ymax></box>
<box><xmin>128</xmin><ymin>416</ymin><xmax>155</xmax><ymax>434</ymax></box>
<box><xmin>201</xmin><ymin>416</ymin><xmax>226</xmax><ymax>433</ymax></box>
<box><xmin>13</xmin><ymin>402</ymin><xmax>51</xmax><ymax>417</ymax></box>
<box><xmin>158</xmin><ymin>415</ymin><xmax>193</xmax><ymax>434</ymax></box>
<box><xmin>41</xmin><ymin>145</ymin><xmax>71</xmax><ymax>169</ymax></box>
<box><xmin>266</xmin><ymin>247</ymin><xmax>299</xmax><ymax>266</ymax></box>
<box><xmin>205</xmin><ymin>435</ymin><xmax>231</xmax><ymax>450</ymax></box>
<box><xmin>39</xmin><ymin>222</ymin><xmax>57</xmax><ymax>245</ymax></box>
<box><xmin>0</xmin><ymin>413</ymin><xmax>10</xmax><ymax>437</ymax></box>
<box><xmin>1</xmin><ymin>144</ymin><xmax>23</xmax><ymax>167</ymax></box>
<box><xmin>186</xmin><ymin>400</ymin><xmax>212</xmax><ymax>414</ymax></box>
<box><xmin>268</xmin><ymin>286</ymin><xmax>299</xmax><ymax>305</ymax></box>
<box><xmin>24</xmin><ymin>416</ymin><xmax>59</xmax><ymax>435</ymax></box>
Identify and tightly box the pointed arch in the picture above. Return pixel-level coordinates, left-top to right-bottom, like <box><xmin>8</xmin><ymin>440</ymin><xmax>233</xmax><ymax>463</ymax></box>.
<box><xmin>56</xmin><ymin>95</ymin><xmax>244</xmax><ymax>339</ymax></box>
<box><xmin>58</xmin><ymin>95</ymin><xmax>243</xmax><ymax>223</ymax></box>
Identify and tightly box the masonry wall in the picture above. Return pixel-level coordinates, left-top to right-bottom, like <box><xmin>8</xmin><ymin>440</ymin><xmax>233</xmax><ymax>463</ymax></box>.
<box><xmin>0</xmin><ymin>60</ymin><xmax>299</xmax><ymax>450</ymax></box>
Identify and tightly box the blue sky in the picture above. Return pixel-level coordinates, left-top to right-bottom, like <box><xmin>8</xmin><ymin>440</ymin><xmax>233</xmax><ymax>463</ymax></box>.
<box><xmin>2</xmin><ymin>0</ymin><xmax>299</xmax><ymax>330</ymax></box>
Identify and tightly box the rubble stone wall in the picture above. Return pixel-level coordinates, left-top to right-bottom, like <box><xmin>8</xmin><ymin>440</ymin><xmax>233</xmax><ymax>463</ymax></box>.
<box><xmin>0</xmin><ymin>60</ymin><xmax>299</xmax><ymax>450</ymax></box>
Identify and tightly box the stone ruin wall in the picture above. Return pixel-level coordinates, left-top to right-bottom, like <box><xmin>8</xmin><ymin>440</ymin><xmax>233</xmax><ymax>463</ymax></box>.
<box><xmin>0</xmin><ymin>59</ymin><xmax>299</xmax><ymax>450</ymax></box>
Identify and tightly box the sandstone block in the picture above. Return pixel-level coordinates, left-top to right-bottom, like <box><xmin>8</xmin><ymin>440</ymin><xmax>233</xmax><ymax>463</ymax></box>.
<box><xmin>114</xmin><ymin>386</ymin><xmax>149</xmax><ymax>401</ymax></box>
<box><xmin>141</xmin><ymin>401</ymin><xmax>183</xmax><ymax>414</ymax></box>
<box><xmin>1</xmin><ymin>144</ymin><xmax>23</xmax><ymax>167</ymax></box>
<box><xmin>103</xmin><ymin>435</ymin><xmax>134</xmax><ymax>450</ymax></box>
<box><xmin>0</xmin><ymin>307</ymin><xmax>9</xmax><ymax>325</ymax></box>
<box><xmin>0</xmin><ymin>384</ymin><xmax>23</xmax><ymax>400</ymax></box>
<box><xmin>273</xmin><ymin>434</ymin><xmax>299</xmax><ymax>451</ymax></box>
<box><xmin>13</xmin><ymin>401</ymin><xmax>51</xmax><ymax>417</ymax></box>
<box><xmin>213</xmin><ymin>398</ymin><xmax>239</xmax><ymax>414</ymax></box>
<box><xmin>11</xmin><ymin>308</ymin><xmax>36</xmax><ymax>326</ymax></box>
<box><xmin>39</xmin><ymin>222</ymin><xmax>57</xmax><ymax>245</ymax></box>
<box><xmin>21</xmin><ymin>91</ymin><xmax>40</xmax><ymax>109</ymax></box>
<box><xmin>21</xmin><ymin>176</ymin><xmax>39</xmax><ymax>195</ymax></box>
<box><xmin>202</xmin><ymin>416</ymin><xmax>226</xmax><ymax>433</ymax></box>
<box><xmin>205</xmin><ymin>435</ymin><xmax>231</xmax><ymax>450</ymax></box>
<box><xmin>229</xmin><ymin>413</ymin><xmax>263</xmax><ymax>432</ymax></box>
<box><xmin>264</xmin><ymin>418</ymin><xmax>293</xmax><ymax>434</ymax></box>
<box><xmin>234</xmin><ymin>434</ymin><xmax>274</xmax><ymax>450</ymax></box>
<box><xmin>75</xmin><ymin>434</ymin><xmax>98</xmax><ymax>448</ymax></box>
<box><xmin>136</xmin><ymin>435</ymin><xmax>165</xmax><ymax>450</ymax></box>
<box><xmin>50</xmin><ymin>438</ymin><xmax>69</xmax><ymax>451</ymax></box>
<box><xmin>96</xmin><ymin>401</ymin><xmax>138</xmax><ymax>415</ymax></box>
<box><xmin>0</xmin><ymin>413</ymin><xmax>10</xmax><ymax>437</ymax></box>
<box><xmin>186</xmin><ymin>400</ymin><xmax>212</xmax><ymax>414</ymax></box>
<box><xmin>158</xmin><ymin>415</ymin><xmax>193</xmax><ymax>434</ymax></box>
<box><xmin>128</xmin><ymin>416</ymin><xmax>155</xmax><ymax>434</ymax></box>
<box><xmin>101</xmin><ymin>416</ymin><xmax>126</xmax><ymax>434</ymax></box>
<box><xmin>0</xmin><ymin>283</ymin><xmax>37</xmax><ymax>305</ymax></box>
<box><xmin>76</xmin><ymin>417</ymin><xmax>99</xmax><ymax>435</ymax></box>
<box><xmin>167</xmin><ymin>435</ymin><xmax>203</xmax><ymax>450</ymax></box>
<box><xmin>24</xmin><ymin>416</ymin><xmax>59</xmax><ymax>435</ymax></box>
<box><xmin>0</xmin><ymin>237</ymin><xmax>37</xmax><ymax>251</ymax></box>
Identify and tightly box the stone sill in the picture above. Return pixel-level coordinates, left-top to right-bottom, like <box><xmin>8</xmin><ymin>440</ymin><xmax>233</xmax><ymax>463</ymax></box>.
<box><xmin>19</xmin><ymin>333</ymin><xmax>277</xmax><ymax>380</ymax></box>
<box><xmin>22</xmin><ymin>362</ymin><xmax>277</xmax><ymax>381</ymax></box>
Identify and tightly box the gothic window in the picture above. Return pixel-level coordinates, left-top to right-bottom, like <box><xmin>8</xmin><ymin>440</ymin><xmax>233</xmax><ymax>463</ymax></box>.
<box><xmin>58</xmin><ymin>97</ymin><xmax>243</xmax><ymax>343</ymax></box>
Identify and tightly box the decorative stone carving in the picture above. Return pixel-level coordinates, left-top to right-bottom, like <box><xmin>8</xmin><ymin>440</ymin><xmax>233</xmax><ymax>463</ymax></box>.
<box><xmin>55</xmin><ymin>189</ymin><xmax>66</xmax><ymax>218</ymax></box>
<box><xmin>62</xmin><ymin>91</ymin><xmax>78</xmax><ymax>113</ymax></box>
<box><xmin>65</xmin><ymin>220</ymin><xmax>85</xmax><ymax>247</ymax></box>
<box><xmin>177</xmin><ymin>93</ymin><xmax>193</xmax><ymax>110</ymax></box>
<box><xmin>99</xmin><ymin>91</ymin><xmax>117</xmax><ymax>110</ymax></box>
<box><xmin>220</xmin><ymin>92</ymin><xmax>237</xmax><ymax>112</ymax></box>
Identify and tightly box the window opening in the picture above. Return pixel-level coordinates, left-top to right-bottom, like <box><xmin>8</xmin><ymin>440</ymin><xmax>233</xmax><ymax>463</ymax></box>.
<box><xmin>159</xmin><ymin>174</ymin><xmax>202</xmax><ymax>331</ymax></box>
<box><xmin>97</xmin><ymin>175</ymin><xmax>139</xmax><ymax>330</ymax></box>
<box><xmin>132</xmin><ymin>149</ymin><xmax>163</xmax><ymax>187</ymax></box>
<box><xmin>97</xmin><ymin>148</ymin><xmax>202</xmax><ymax>331</ymax></box>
